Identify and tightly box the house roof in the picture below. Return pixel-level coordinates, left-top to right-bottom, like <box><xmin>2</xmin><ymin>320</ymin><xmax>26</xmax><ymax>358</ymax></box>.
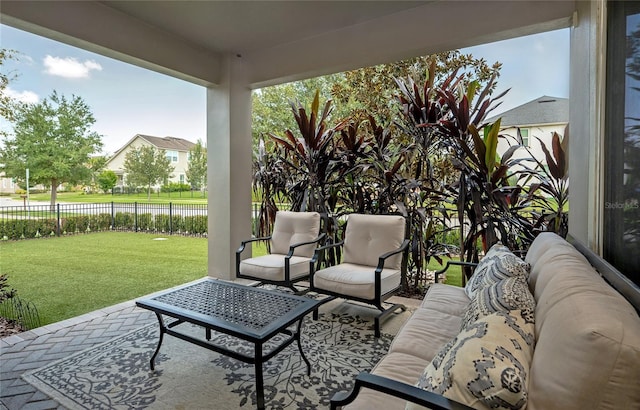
<box><xmin>136</xmin><ymin>135</ymin><xmax>196</xmax><ymax>151</ymax></box>
<box><xmin>487</xmin><ymin>96</ymin><xmax>569</xmax><ymax>127</ymax></box>
<box><xmin>105</xmin><ymin>134</ymin><xmax>196</xmax><ymax>165</ymax></box>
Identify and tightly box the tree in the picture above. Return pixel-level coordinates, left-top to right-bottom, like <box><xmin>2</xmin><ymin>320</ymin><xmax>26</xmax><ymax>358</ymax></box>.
<box><xmin>252</xmin><ymin>74</ymin><xmax>342</xmax><ymax>147</ymax></box>
<box><xmin>331</xmin><ymin>51</ymin><xmax>501</xmax><ymax>129</ymax></box>
<box><xmin>0</xmin><ymin>48</ymin><xmax>21</xmax><ymax>126</ymax></box>
<box><xmin>123</xmin><ymin>145</ymin><xmax>173</xmax><ymax>200</ymax></box>
<box><xmin>86</xmin><ymin>155</ymin><xmax>108</xmax><ymax>192</ymax></box>
<box><xmin>0</xmin><ymin>91</ymin><xmax>103</xmax><ymax>207</ymax></box>
<box><xmin>185</xmin><ymin>139</ymin><xmax>207</xmax><ymax>194</ymax></box>
<box><xmin>97</xmin><ymin>170</ymin><xmax>117</xmax><ymax>193</ymax></box>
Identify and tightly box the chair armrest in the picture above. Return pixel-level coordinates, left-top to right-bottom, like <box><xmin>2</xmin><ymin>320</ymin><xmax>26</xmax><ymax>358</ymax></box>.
<box><xmin>286</xmin><ymin>233</ymin><xmax>327</xmax><ymax>257</ymax></box>
<box><xmin>310</xmin><ymin>240</ymin><xmax>345</xmax><ymax>264</ymax></box>
<box><xmin>330</xmin><ymin>373</ymin><xmax>473</xmax><ymax>410</ymax></box>
<box><xmin>375</xmin><ymin>239</ymin><xmax>410</xmax><ymax>273</ymax></box>
<box><xmin>433</xmin><ymin>260</ymin><xmax>478</xmax><ymax>283</ymax></box>
<box><xmin>236</xmin><ymin>236</ymin><xmax>272</xmax><ymax>254</ymax></box>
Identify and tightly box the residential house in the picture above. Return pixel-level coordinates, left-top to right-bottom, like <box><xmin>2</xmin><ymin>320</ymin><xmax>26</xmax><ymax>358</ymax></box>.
<box><xmin>0</xmin><ymin>171</ymin><xmax>16</xmax><ymax>195</ymax></box>
<box><xmin>104</xmin><ymin>134</ymin><xmax>196</xmax><ymax>189</ymax></box>
<box><xmin>490</xmin><ymin>95</ymin><xmax>569</xmax><ymax>166</ymax></box>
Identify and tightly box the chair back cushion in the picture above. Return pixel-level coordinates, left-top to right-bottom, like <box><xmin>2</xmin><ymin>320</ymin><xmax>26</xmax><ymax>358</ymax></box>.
<box><xmin>342</xmin><ymin>214</ymin><xmax>405</xmax><ymax>269</ymax></box>
<box><xmin>270</xmin><ymin>211</ymin><xmax>321</xmax><ymax>257</ymax></box>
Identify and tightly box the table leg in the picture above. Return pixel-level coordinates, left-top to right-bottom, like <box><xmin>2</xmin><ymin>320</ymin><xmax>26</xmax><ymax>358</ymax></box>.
<box><xmin>296</xmin><ymin>317</ymin><xmax>312</xmax><ymax>376</ymax></box>
<box><xmin>255</xmin><ymin>343</ymin><xmax>265</xmax><ymax>410</ymax></box>
<box><xmin>150</xmin><ymin>312</ymin><xmax>166</xmax><ymax>371</ymax></box>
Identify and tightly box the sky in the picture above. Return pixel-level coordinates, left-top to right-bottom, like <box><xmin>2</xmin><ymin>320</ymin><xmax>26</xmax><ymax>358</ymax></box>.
<box><xmin>0</xmin><ymin>24</ymin><xmax>569</xmax><ymax>155</ymax></box>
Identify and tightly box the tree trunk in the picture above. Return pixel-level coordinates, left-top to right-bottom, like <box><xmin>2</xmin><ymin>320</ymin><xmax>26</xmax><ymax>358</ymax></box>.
<box><xmin>147</xmin><ymin>184</ymin><xmax>151</xmax><ymax>201</ymax></box>
<box><xmin>50</xmin><ymin>179</ymin><xmax>58</xmax><ymax>211</ymax></box>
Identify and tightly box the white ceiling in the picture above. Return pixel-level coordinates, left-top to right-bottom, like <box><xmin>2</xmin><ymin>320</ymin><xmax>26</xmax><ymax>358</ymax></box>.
<box><xmin>0</xmin><ymin>1</ymin><xmax>576</xmax><ymax>88</ymax></box>
<box><xmin>103</xmin><ymin>1</ymin><xmax>428</xmax><ymax>56</ymax></box>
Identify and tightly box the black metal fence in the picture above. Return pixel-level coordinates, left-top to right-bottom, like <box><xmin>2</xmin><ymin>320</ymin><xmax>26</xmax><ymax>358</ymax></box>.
<box><xmin>0</xmin><ymin>202</ymin><xmax>210</xmax><ymax>240</ymax></box>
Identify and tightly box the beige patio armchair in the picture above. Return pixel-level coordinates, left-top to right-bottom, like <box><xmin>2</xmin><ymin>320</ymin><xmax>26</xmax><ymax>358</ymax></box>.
<box><xmin>236</xmin><ymin>211</ymin><xmax>325</xmax><ymax>293</ymax></box>
<box><xmin>309</xmin><ymin>213</ymin><xmax>409</xmax><ymax>337</ymax></box>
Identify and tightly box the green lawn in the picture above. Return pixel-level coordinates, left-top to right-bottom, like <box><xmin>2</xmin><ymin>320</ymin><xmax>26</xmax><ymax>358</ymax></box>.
<box><xmin>0</xmin><ymin>232</ymin><xmax>459</xmax><ymax>327</ymax></box>
<box><xmin>0</xmin><ymin>232</ymin><xmax>212</xmax><ymax>325</ymax></box>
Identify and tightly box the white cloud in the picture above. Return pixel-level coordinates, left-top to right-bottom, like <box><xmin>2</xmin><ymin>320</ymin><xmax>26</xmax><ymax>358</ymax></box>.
<box><xmin>5</xmin><ymin>87</ymin><xmax>39</xmax><ymax>104</ymax></box>
<box><xmin>43</xmin><ymin>55</ymin><xmax>103</xmax><ymax>78</ymax></box>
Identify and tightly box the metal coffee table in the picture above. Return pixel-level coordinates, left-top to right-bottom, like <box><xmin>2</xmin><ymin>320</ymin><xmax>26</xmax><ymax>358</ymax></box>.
<box><xmin>135</xmin><ymin>278</ymin><xmax>322</xmax><ymax>410</ymax></box>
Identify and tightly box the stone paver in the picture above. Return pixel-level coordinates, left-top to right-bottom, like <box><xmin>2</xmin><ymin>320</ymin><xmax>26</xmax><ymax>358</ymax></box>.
<box><xmin>0</xmin><ymin>301</ymin><xmax>154</xmax><ymax>409</ymax></box>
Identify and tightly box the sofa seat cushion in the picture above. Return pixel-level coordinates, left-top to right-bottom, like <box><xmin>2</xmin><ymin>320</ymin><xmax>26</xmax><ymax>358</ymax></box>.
<box><xmin>312</xmin><ymin>263</ymin><xmax>401</xmax><ymax>300</ymax></box>
<box><xmin>461</xmin><ymin>275</ymin><xmax>536</xmax><ymax>330</ymax></box>
<box><xmin>465</xmin><ymin>243</ymin><xmax>530</xmax><ymax>299</ymax></box>
<box><xmin>239</xmin><ymin>254</ymin><xmax>311</xmax><ymax>281</ymax></box>
<box><xmin>344</xmin><ymin>351</ymin><xmax>430</xmax><ymax>410</ymax></box>
<box><xmin>389</xmin><ymin>308</ymin><xmax>464</xmax><ymax>363</ymax></box>
<box><xmin>408</xmin><ymin>310</ymin><xmax>535</xmax><ymax>410</ymax></box>
<box><xmin>420</xmin><ymin>284</ymin><xmax>470</xmax><ymax>317</ymax></box>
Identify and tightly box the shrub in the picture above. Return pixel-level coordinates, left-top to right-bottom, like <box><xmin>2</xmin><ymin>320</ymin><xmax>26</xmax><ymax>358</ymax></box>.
<box><xmin>183</xmin><ymin>215</ymin><xmax>207</xmax><ymax>234</ymax></box>
<box><xmin>0</xmin><ymin>274</ymin><xmax>16</xmax><ymax>303</ymax></box>
<box><xmin>154</xmin><ymin>213</ymin><xmax>184</xmax><ymax>233</ymax></box>
<box><xmin>114</xmin><ymin>212</ymin><xmax>135</xmax><ymax>230</ymax></box>
<box><xmin>90</xmin><ymin>213</ymin><xmax>112</xmax><ymax>231</ymax></box>
<box><xmin>161</xmin><ymin>183</ymin><xmax>191</xmax><ymax>193</ymax></box>
<box><xmin>137</xmin><ymin>213</ymin><xmax>154</xmax><ymax>231</ymax></box>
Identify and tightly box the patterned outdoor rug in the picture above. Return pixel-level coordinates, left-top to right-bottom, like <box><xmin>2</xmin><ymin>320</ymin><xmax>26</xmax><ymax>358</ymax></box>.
<box><xmin>23</xmin><ymin>305</ymin><xmax>411</xmax><ymax>409</ymax></box>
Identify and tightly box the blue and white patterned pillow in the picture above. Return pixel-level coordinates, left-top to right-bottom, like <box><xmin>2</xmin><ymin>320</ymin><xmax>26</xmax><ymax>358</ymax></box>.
<box><xmin>461</xmin><ymin>275</ymin><xmax>536</xmax><ymax>331</ymax></box>
<box><xmin>464</xmin><ymin>243</ymin><xmax>530</xmax><ymax>299</ymax></box>
<box><xmin>407</xmin><ymin>310</ymin><xmax>535</xmax><ymax>410</ymax></box>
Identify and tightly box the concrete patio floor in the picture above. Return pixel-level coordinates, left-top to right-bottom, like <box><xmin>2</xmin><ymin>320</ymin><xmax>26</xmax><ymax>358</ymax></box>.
<box><xmin>0</xmin><ymin>288</ymin><xmax>420</xmax><ymax>410</ymax></box>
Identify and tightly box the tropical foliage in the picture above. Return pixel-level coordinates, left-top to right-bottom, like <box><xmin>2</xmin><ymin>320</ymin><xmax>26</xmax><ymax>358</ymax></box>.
<box><xmin>251</xmin><ymin>51</ymin><xmax>500</xmax><ymax>147</ymax></box>
<box><xmin>253</xmin><ymin>60</ymin><xmax>568</xmax><ymax>293</ymax></box>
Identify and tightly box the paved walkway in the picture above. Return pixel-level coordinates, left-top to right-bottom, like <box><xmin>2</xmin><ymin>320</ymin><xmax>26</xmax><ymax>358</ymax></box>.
<box><xmin>0</xmin><ymin>301</ymin><xmax>155</xmax><ymax>410</ymax></box>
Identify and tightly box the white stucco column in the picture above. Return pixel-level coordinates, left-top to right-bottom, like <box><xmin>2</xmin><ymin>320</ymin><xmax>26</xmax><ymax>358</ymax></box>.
<box><xmin>206</xmin><ymin>54</ymin><xmax>253</xmax><ymax>280</ymax></box>
<box><xmin>569</xmin><ymin>0</ymin><xmax>605</xmax><ymax>250</ymax></box>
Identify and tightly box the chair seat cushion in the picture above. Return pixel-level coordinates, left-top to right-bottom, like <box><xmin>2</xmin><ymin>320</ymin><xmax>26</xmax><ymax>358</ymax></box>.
<box><xmin>312</xmin><ymin>263</ymin><xmax>401</xmax><ymax>300</ymax></box>
<box><xmin>239</xmin><ymin>254</ymin><xmax>311</xmax><ymax>282</ymax></box>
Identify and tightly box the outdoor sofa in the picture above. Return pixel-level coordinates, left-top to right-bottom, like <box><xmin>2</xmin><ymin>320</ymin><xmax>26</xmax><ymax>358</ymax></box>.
<box><xmin>331</xmin><ymin>232</ymin><xmax>640</xmax><ymax>410</ymax></box>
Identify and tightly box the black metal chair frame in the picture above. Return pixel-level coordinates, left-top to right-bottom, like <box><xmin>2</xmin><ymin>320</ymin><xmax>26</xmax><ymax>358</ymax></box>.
<box><xmin>309</xmin><ymin>217</ymin><xmax>410</xmax><ymax>338</ymax></box>
<box><xmin>330</xmin><ymin>372</ymin><xmax>474</xmax><ymax>410</ymax></box>
<box><xmin>236</xmin><ymin>232</ymin><xmax>326</xmax><ymax>294</ymax></box>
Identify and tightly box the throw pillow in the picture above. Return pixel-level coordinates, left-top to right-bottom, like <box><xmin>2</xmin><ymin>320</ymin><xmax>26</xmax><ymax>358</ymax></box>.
<box><xmin>407</xmin><ymin>310</ymin><xmax>535</xmax><ymax>410</ymax></box>
<box><xmin>464</xmin><ymin>243</ymin><xmax>530</xmax><ymax>299</ymax></box>
<box><xmin>461</xmin><ymin>275</ymin><xmax>536</xmax><ymax>331</ymax></box>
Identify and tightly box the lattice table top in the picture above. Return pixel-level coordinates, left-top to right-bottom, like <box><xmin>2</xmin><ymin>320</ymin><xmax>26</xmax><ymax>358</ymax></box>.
<box><xmin>147</xmin><ymin>279</ymin><xmax>316</xmax><ymax>332</ymax></box>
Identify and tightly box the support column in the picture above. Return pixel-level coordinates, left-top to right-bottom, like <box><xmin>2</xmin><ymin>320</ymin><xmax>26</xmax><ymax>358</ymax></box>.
<box><xmin>206</xmin><ymin>54</ymin><xmax>253</xmax><ymax>280</ymax></box>
<box><xmin>569</xmin><ymin>0</ymin><xmax>605</xmax><ymax>250</ymax></box>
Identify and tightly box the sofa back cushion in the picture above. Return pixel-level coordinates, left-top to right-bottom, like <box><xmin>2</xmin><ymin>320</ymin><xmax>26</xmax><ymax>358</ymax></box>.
<box><xmin>342</xmin><ymin>214</ymin><xmax>406</xmax><ymax>269</ymax></box>
<box><xmin>270</xmin><ymin>211</ymin><xmax>321</xmax><ymax>257</ymax></box>
<box><xmin>525</xmin><ymin>233</ymin><xmax>640</xmax><ymax>410</ymax></box>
